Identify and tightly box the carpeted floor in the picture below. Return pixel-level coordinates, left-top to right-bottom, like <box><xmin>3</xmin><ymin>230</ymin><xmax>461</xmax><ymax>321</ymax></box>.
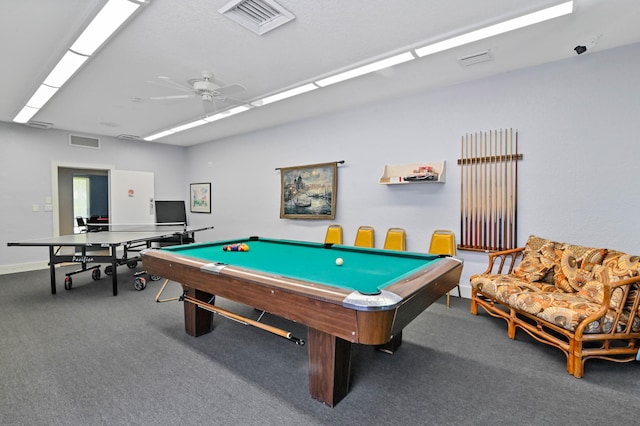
<box><xmin>0</xmin><ymin>267</ymin><xmax>638</xmax><ymax>425</ymax></box>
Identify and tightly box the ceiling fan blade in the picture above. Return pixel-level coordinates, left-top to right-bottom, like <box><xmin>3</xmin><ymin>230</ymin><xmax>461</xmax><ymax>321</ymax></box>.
<box><xmin>214</xmin><ymin>83</ymin><xmax>246</xmax><ymax>96</ymax></box>
<box><xmin>150</xmin><ymin>94</ymin><xmax>193</xmax><ymax>100</ymax></box>
<box><xmin>147</xmin><ymin>76</ymin><xmax>193</xmax><ymax>92</ymax></box>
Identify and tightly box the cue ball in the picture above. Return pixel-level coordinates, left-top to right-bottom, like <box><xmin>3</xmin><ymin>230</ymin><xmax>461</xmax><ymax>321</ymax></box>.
<box><xmin>336</xmin><ymin>258</ymin><xmax>343</xmax><ymax>266</ymax></box>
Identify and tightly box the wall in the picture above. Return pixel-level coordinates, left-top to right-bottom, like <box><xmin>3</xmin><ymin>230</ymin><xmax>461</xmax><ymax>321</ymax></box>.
<box><xmin>0</xmin><ymin>124</ymin><xmax>187</xmax><ymax>271</ymax></box>
<box><xmin>184</xmin><ymin>43</ymin><xmax>640</xmax><ymax>296</ymax></box>
<box><xmin>2</xmin><ymin>43</ymin><xmax>639</xmax><ymax>296</ymax></box>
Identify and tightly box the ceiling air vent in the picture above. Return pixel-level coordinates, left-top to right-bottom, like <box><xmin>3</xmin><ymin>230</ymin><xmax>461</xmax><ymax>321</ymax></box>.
<box><xmin>219</xmin><ymin>0</ymin><xmax>295</xmax><ymax>35</ymax></box>
<box><xmin>69</xmin><ymin>134</ymin><xmax>100</xmax><ymax>149</ymax></box>
<box><xmin>458</xmin><ymin>50</ymin><xmax>494</xmax><ymax>67</ymax></box>
<box><xmin>117</xmin><ymin>134</ymin><xmax>142</xmax><ymax>141</ymax></box>
<box><xmin>26</xmin><ymin>121</ymin><xmax>54</xmax><ymax>129</ymax></box>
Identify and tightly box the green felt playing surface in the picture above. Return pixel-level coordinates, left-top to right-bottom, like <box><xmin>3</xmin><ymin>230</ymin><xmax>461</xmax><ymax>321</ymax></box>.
<box><xmin>161</xmin><ymin>237</ymin><xmax>441</xmax><ymax>294</ymax></box>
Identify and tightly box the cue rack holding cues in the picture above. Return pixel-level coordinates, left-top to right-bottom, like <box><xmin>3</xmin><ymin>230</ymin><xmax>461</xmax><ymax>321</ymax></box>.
<box><xmin>458</xmin><ymin>129</ymin><xmax>522</xmax><ymax>252</ymax></box>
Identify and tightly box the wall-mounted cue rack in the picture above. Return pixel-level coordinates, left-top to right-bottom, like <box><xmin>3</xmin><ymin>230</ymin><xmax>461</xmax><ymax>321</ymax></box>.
<box><xmin>458</xmin><ymin>129</ymin><xmax>523</xmax><ymax>252</ymax></box>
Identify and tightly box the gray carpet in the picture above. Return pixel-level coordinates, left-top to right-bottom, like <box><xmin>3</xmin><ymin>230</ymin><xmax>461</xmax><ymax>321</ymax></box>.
<box><xmin>0</xmin><ymin>267</ymin><xmax>638</xmax><ymax>425</ymax></box>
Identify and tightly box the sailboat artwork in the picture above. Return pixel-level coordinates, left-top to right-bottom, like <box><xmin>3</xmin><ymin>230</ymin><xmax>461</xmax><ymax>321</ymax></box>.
<box><xmin>279</xmin><ymin>162</ymin><xmax>338</xmax><ymax>219</ymax></box>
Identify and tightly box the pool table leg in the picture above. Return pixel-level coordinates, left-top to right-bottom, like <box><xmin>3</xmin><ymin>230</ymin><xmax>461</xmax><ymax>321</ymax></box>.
<box><xmin>183</xmin><ymin>287</ymin><xmax>214</xmax><ymax>337</ymax></box>
<box><xmin>307</xmin><ymin>327</ymin><xmax>352</xmax><ymax>407</ymax></box>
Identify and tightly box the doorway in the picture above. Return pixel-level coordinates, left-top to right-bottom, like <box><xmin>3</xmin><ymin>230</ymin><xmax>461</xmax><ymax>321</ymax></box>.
<box><xmin>56</xmin><ymin>166</ymin><xmax>110</xmax><ymax>236</ymax></box>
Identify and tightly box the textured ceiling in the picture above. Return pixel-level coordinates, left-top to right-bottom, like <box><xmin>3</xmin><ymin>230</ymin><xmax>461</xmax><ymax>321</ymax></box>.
<box><xmin>1</xmin><ymin>0</ymin><xmax>640</xmax><ymax>146</ymax></box>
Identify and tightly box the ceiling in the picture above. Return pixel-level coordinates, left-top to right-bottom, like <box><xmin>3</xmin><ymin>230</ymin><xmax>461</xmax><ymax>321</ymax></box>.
<box><xmin>2</xmin><ymin>0</ymin><xmax>640</xmax><ymax>147</ymax></box>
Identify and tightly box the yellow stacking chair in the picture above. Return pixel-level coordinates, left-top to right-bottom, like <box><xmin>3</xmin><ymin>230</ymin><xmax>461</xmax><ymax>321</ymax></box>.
<box><xmin>428</xmin><ymin>229</ymin><xmax>460</xmax><ymax>308</ymax></box>
<box><xmin>383</xmin><ymin>227</ymin><xmax>406</xmax><ymax>251</ymax></box>
<box><xmin>324</xmin><ymin>224</ymin><xmax>343</xmax><ymax>245</ymax></box>
<box><xmin>354</xmin><ymin>226</ymin><xmax>375</xmax><ymax>248</ymax></box>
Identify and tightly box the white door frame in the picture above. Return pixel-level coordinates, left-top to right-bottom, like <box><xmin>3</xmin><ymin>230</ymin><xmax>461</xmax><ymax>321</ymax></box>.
<box><xmin>51</xmin><ymin>161</ymin><xmax>114</xmax><ymax>237</ymax></box>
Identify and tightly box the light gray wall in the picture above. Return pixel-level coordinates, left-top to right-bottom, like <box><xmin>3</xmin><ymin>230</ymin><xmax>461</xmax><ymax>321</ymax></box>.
<box><xmin>2</xmin><ymin>43</ymin><xmax>639</xmax><ymax>296</ymax></box>
<box><xmin>184</xmin><ymin>43</ymin><xmax>640</xmax><ymax>296</ymax></box>
<box><xmin>0</xmin><ymin>125</ymin><xmax>187</xmax><ymax>269</ymax></box>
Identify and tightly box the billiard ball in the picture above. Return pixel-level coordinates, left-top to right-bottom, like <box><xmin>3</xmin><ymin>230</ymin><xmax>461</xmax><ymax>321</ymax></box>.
<box><xmin>336</xmin><ymin>258</ymin><xmax>343</xmax><ymax>266</ymax></box>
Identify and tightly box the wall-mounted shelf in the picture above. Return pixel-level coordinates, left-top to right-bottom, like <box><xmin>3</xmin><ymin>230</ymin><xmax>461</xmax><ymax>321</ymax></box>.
<box><xmin>378</xmin><ymin>161</ymin><xmax>445</xmax><ymax>184</ymax></box>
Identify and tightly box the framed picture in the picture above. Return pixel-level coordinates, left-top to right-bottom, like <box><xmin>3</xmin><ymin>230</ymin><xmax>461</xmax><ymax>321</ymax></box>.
<box><xmin>280</xmin><ymin>162</ymin><xmax>337</xmax><ymax>219</ymax></box>
<box><xmin>190</xmin><ymin>182</ymin><xmax>211</xmax><ymax>213</ymax></box>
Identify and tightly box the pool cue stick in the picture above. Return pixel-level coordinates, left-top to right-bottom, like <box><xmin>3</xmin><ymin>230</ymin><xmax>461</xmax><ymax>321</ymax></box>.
<box><xmin>478</xmin><ymin>132</ymin><xmax>484</xmax><ymax>247</ymax></box>
<box><xmin>474</xmin><ymin>134</ymin><xmax>480</xmax><ymax>248</ymax></box>
<box><xmin>490</xmin><ymin>131</ymin><xmax>494</xmax><ymax>250</ymax></box>
<box><xmin>466</xmin><ymin>134</ymin><xmax>472</xmax><ymax>248</ymax></box>
<box><xmin>509</xmin><ymin>129</ymin><xmax>515</xmax><ymax>249</ymax></box>
<box><xmin>504</xmin><ymin>130</ymin><xmax>510</xmax><ymax>249</ymax></box>
<box><xmin>473</xmin><ymin>134</ymin><xmax>477</xmax><ymax>246</ymax></box>
<box><xmin>183</xmin><ymin>295</ymin><xmax>305</xmax><ymax>345</ymax></box>
<box><xmin>513</xmin><ymin>130</ymin><xmax>518</xmax><ymax>247</ymax></box>
<box><xmin>460</xmin><ymin>136</ymin><xmax>465</xmax><ymax>247</ymax></box>
<box><xmin>497</xmin><ymin>130</ymin><xmax>503</xmax><ymax>250</ymax></box>
<box><xmin>486</xmin><ymin>130</ymin><xmax>493</xmax><ymax>249</ymax></box>
<box><xmin>483</xmin><ymin>132</ymin><xmax>488</xmax><ymax>249</ymax></box>
<box><xmin>491</xmin><ymin>132</ymin><xmax>495</xmax><ymax>250</ymax></box>
<box><xmin>478</xmin><ymin>132</ymin><xmax>485</xmax><ymax>247</ymax></box>
<box><xmin>471</xmin><ymin>134</ymin><xmax>476</xmax><ymax>248</ymax></box>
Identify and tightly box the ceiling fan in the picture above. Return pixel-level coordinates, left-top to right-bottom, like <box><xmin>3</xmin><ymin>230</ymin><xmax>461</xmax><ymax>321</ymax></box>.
<box><xmin>148</xmin><ymin>71</ymin><xmax>247</xmax><ymax>113</ymax></box>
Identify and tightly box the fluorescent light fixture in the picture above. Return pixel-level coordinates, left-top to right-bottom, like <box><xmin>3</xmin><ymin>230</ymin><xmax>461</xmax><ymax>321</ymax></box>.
<box><xmin>315</xmin><ymin>52</ymin><xmax>415</xmax><ymax>87</ymax></box>
<box><xmin>13</xmin><ymin>106</ymin><xmax>40</xmax><ymax>124</ymax></box>
<box><xmin>144</xmin><ymin>105</ymin><xmax>253</xmax><ymax>141</ymax></box>
<box><xmin>415</xmin><ymin>1</ymin><xmax>574</xmax><ymax>57</ymax></box>
<box><xmin>170</xmin><ymin>119</ymin><xmax>208</xmax><ymax>133</ymax></box>
<box><xmin>13</xmin><ymin>0</ymin><xmax>145</xmax><ymax>124</ymax></box>
<box><xmin>43</xmin><ymin>51</ymin><xmax>89</xmax><ymax>88</ymax></box>
<box><xmin>144</xmin><ymin>130</ymin><xmax>174</xmax><ymax>141</ymax></box>
<box><xmin>71</xmin><ymin>0</ymin><xmax>141</xmax><ymax>56</ymax></box>
<box><xmin>252</xmin><ymin>84</ymin><xmax>318</xmax><ymax>106</ymax></box>
<box><xmin>26</xmin><ymin>85</ymin><xmax>59</xmax><ymax>109</ymax></box>
<box><xmin>205</xmin><ymin>105</ymin><xmax>251</xmax><ymax>122</ymax></box>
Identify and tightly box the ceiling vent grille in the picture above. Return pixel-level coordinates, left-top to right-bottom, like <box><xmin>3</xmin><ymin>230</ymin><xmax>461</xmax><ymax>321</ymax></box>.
<box><xmin>458</xmin><ymin>50</ymin><xmax>494</xmax><ymax>67</ymax></box>
<box><xmin>26</xmin><ymin>121</ymin><xmax>54</xmax><ymax>129</ymax></box>
<box><xmin>219</xmin><ymin>0</ymin><xmax>295</xmax><ymax>35</ymax></box>
<box><xmin>117</xmin><ymin>134</ymin><xmax>142</xmax><ymax>141</ymax></box>
<box><xmin>69</xmin><ymin>134</ymin><xmax>100</xmax><ymax>149</ymax></box>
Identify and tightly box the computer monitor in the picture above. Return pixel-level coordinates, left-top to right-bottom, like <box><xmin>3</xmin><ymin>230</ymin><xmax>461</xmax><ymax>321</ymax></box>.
<box><xmin>155</xmin><ymin>200</ymin><xmax>187</xmax><ymax>225</ymax></box>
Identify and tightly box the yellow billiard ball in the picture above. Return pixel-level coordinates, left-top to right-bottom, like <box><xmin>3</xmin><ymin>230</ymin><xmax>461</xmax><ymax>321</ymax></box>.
<box><xmin>336</xmin><ymin>258</ymin><xmax>343</xmax><ymax>266</ymax></box>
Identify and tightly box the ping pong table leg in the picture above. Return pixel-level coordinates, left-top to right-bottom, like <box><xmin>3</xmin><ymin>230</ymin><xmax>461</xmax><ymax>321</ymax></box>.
<box><xmin>110</xmin><ymin>249</ymin><xmax>118</xmax><ymax>296</ymax></box>
<box><xmin>49</xmin><ymin>246</ymin><xmax>57</xmax><ymax>295</ymax></box>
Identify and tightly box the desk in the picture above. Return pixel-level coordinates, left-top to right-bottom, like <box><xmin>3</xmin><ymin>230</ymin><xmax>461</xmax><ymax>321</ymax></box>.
<box><xmin>8</xmin><ymin>225</ymin><xmax>213</xmax><ymax>296</ymax></box>
<box><xmin>141</xmin><ymin>236</ymin><xmax>463</xmax><ymax>406</ymax></box>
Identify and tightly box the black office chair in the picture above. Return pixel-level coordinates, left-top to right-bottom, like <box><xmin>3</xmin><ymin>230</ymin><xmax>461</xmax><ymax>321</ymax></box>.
<box><xmin>76</xmin><ymin>216</ymin><xmax>88</xmax><ymax>233</ymax></box>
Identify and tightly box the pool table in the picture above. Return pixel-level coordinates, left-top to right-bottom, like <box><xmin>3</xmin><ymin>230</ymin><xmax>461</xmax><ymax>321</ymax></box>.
<box><xmin>141</xmin><ymin>236</ymin><xmax>463</xmax><ymax>406</ymax></box>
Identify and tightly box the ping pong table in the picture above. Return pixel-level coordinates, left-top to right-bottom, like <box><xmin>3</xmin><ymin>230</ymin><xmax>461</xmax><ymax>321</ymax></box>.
<box><xmin>8</xmin><ymin>224</ymin><xmax>214</xmax><ymax>296</ymax></box>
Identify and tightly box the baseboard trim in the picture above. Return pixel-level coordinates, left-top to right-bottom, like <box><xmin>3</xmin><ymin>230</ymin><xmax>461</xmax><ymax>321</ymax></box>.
<box><xmin>0</xmin><ymin>261</ymin><xmax>49</xmax><ymax>275</ymax></box>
